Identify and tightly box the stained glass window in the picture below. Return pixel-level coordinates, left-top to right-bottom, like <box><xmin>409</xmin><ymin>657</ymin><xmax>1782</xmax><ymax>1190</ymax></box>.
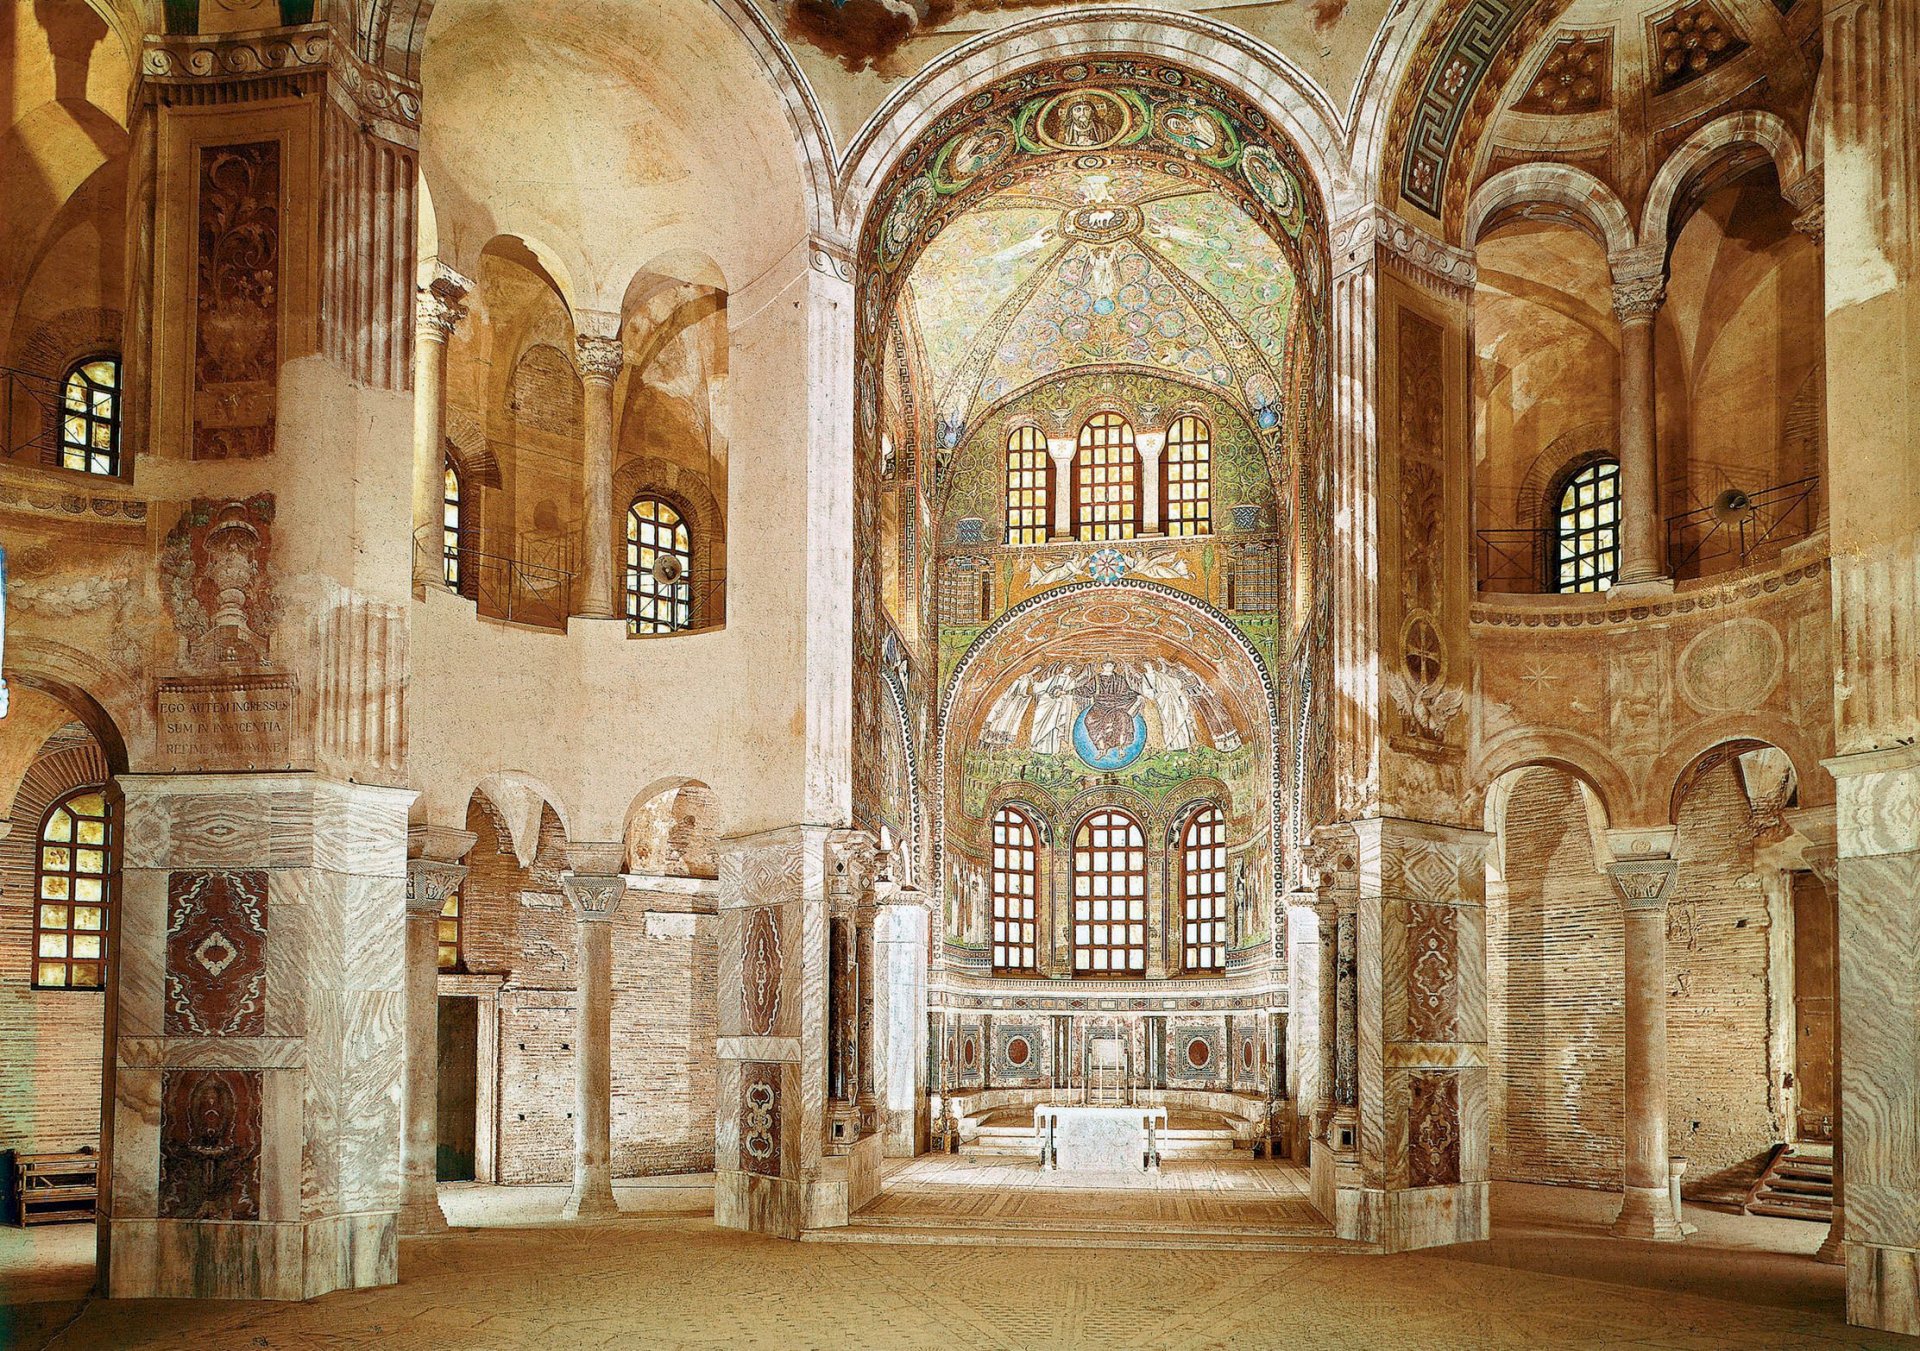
<box><xmin>33</xmin><ymin>788</ymin><xmax>112</xmax><ymax>990</ymax></box>
<box><xmin>60</xmin><ymin>357</ymin><xmax>120</xmax><ymax>476</ymax></box>
<box><xmin>1164</xmin><ymin>415</ymin><xmax>1212</xmax><ymax>536</ymax></box>
<box><xmin>1072</xmin><ymin>809</ymin><xmax>1146</xmax><ymax>976</ymax></box>
<box><xmin>1181</xmin><ymin>805</ymin><xmax>1228</xmax><ymax>972</ymax></box>
<box><xmin>1073</xmin><ymin>413</ymin><xmax>1138</xmax><ymax>541</ymax></box>
<box><xmin>990</xmin><ymin>806</ymin><xmax>1038</xmax><ymax>973</ymax></box>
<box><xmin>1554</xmin><ymin>459</ymin><xmax>1620</xmax><ymax>593</ymax></box>
<box><xmin>1005</xmin><ymin>425</ymin><xmax>1050</xmax><ymax>545</ymax></box>
<box><xmin>443</xmin><ymin>465</ymin><xmax>463</xmax><ymax>589</ymax></box>
<box><xmin>626</xmin><ymin>497</ymin><xmax>692</xmax><ymax>634</ymax></box>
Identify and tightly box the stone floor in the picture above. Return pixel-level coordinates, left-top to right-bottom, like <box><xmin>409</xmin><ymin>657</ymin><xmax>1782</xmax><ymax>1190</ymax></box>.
<box><xmin>2</xmin><ymin>1180</ymin><xmax>1912</xmax><ymax>1350</ymax></box>
<box><xmin>845</xmin><ymin>1154</ymin><xmax>1330</xmax><ymax>1239</ymax></box>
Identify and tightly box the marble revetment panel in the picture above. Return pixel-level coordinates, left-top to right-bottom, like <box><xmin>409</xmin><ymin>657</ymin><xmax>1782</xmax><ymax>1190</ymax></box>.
<box><xmin>165</xmin><ymin>869</ymin><xmax>268</xmax><ymax>1037</ymax></box>
<box><xmin>158</xmin><ymin>1067</ymin><xmax>264</xmax><ymax>1220</ymax></box>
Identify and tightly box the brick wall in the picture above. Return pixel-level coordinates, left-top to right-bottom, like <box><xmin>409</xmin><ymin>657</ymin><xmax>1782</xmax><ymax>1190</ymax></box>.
<box><xmin>1666</xmin><ymin>760</ymin><xmax>1780</xmax><ymax>1179</ymax></box>
<box><xmin>1489</xmin><ymin>768</ymin><xmax>1626</xmax><ymax>1187</ymax></box>
<box><xmin>1491</xmin><ymin>763</ymin><xmax>1781</xmax><ymax>1191</ymax></box>
<box><xmin>460</xmin><ymin>795</ymin><xmax>717</xmax><ymax>1184</ymax></box>
<box><xmin>0</xmin><ymin>725</ymin><xmax>109</xmax><ymax>1156</ymax></box>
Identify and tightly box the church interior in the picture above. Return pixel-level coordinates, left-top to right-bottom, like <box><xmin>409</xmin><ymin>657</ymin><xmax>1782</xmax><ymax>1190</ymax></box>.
<box><xmin>0</xmin><ymin>0</ymin><xmax>1916</xmax><ymax>1346</ymax></box>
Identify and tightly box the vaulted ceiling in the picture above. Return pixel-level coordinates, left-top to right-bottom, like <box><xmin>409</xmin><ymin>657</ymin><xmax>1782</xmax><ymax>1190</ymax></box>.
<box><xmin>900</xmin><ymin>159</ymin><xmax>1298</xmax><ymax>431</ymax></box>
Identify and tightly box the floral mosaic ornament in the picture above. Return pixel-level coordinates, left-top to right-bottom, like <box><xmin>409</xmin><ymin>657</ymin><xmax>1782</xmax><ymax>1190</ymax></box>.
<box><xmin>1086</xmin><ymin>547</ymin><xmax>1128</xmax><ymax>583</ymax></box>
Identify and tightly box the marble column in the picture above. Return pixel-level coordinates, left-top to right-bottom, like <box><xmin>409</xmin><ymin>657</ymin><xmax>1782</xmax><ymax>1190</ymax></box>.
<box><xmin>1046</xmin><ymin>438</ymin><xmax>1076</xmax><ymax>539</ymax></box>
<box><xmin>1605</xmin><ymin>829</ymin><xmax>1685</xmax><ymax>1241</ymax></box>
<box><xmin>560</xmin><ymin>843</ymin><xmax>626</xmax><ymax>1220</ymax></box>
<box><xmin>574</xmin><ymin>323</ymin><xmax>624</xmax><ymax>620</ymax></box>
<box><xmin>1136</xmin><ymin>429</ymin><xmax>1166</xmax><ymax>534</ymax></box>
<box><xmin>872</xmin><ymin>883</ymin><xmax>929</xmax><ymax>1157</ymax></box>
<box><xmin>1803</xmin><ymin>840</ymin><xmax>1848</xmax><ymax>1266</ymax></box>
<box><xmin>399</xmin><ymin>825</ymin><xmax>474</xmax><ymax>1235</ymax></box>
<box><xmin>412</xmin><ymin>266</ymin><xmax>471</xmax><ymax>589</ymax></box>
<box><xmin>1610</xmin><ymin>252</ymin><xmax>1669</xmax><ymax>589</ymax></box>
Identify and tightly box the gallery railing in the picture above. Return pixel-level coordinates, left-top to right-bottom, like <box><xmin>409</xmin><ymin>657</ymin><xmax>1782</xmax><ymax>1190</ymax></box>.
<box><xmin>0</xmin><ymin>364</ymin><xmax>61</xmax><ymax>463</ymax></box>
<box><xmin>621</xmin><ymin>573</ymin><xmax>727</xmax><ymax>637</ymax></box>
<box><xmin>1475</xmin><ymin>528</ymin><xmax>1548</xmax><ymax>594</ymax></box>
<box><xmin>1665</xmin><ymin>475</ymin><xmax>1820</xmax><ymax>579</ymax></box>
<box><xmin>416</xmin><ymin>527</ymin><xmax>575</xmax><ymax>630</ymax></box>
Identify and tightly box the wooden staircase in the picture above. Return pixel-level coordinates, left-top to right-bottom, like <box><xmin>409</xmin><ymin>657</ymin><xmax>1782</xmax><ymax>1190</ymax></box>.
<box><xmin>1745</xmin><ymin>1142</ymin><xmax>1834</xmax><ymax>1222</ymax></box>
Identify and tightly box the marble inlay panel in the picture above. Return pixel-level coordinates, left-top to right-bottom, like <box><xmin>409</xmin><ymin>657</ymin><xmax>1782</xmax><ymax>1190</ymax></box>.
<box><xmin>159</xmin><ymin>1067</ymin><xmax>263</xmax><ymax>1220</ymax></box>
<box><xmin>165</xmin><ymin>870</ymin><xmax>269</xmax><ymax>1038</ymax></box>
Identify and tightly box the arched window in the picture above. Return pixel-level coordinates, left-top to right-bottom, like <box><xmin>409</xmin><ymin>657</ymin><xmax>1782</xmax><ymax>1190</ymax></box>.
<box><xmin>442</xmin><ymin>464</ymin><xmax>464</xmax><ymax>589</ymax></box>
<box><xmin>1073</xmin><ymin>412</ymin><xmax>1138</xmax><ymax>541</ymax></box>
<box><xmin>437</xmin><ymin>883</ymin><xmax>463</xmax><ymax>971</ymax></box>
<box><xmin>1553</xmin><ymin>458</ymin><xmax>1620</xmax><ymax>593</ymax></box>
<box><xmin>1005</xmin><ymin>424</ymin><xmax>1050</xmax><ymax>545</ymax></box>
<box><xmin>990</xmin><ymin>805</ymin><xmax>1038</xmax><ymax>973</ymax></box>
<box><xmin>625</xmin><ymin>497</ymin><xmax>692</xmax><ymax>634</ymax></box>
<box><xmin>1163</xmin><ymin>415</ymin><xmax>1212</xmax><ymax>536</ymax></box>
<box><xmin>60</xmin><ymin>356</ymin><xmax>121</xmax><ymax>476</ymax></box>
<box><xmin>1181</xmin><ymin>805</ymin><xmax>1228</xmax><ymax>973</ymax></box>
<box><xmin>33</xmin><ymin>787</ymin><xmax>112</xmax><ymax>989</ymax></box>
<box><xmin>1072</xmin><ymin>808</ymin><xmax>1146</xmax><ymax>976</ymax></box>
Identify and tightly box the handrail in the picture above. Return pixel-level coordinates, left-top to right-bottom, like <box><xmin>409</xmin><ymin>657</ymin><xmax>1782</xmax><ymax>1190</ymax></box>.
<box><xmin>1665</xmin><ymin>475</ymin><xmax>1820</xmax><ymax>579</ymax></box>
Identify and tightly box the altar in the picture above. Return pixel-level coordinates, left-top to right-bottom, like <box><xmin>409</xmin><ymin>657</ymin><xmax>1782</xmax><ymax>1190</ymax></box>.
<box><xmin>1033</xmin><ymin>1105</ymin><xmax>1168</xmax><ymax>1173</ymax></box>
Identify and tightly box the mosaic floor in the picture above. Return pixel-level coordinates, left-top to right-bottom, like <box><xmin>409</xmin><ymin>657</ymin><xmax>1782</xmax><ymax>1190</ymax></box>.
<box><xmin>2</xmin><ymin>1182</ymin><xmax>1911</xmax><ymax>1351</ymax></box>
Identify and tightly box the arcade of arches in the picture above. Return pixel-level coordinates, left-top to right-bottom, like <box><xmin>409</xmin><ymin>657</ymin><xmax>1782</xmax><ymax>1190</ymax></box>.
<box><xmin>0</xmin><ymin>0</ymin><xmax>1917</xmax><ymax>1345</ymax></box>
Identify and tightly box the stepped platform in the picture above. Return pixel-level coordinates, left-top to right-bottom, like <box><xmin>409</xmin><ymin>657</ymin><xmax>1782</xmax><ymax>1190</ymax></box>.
<box><xmin>803</xmin><ymin>1154</ymin><xmax>1365</xmax><ymax>1253</ymax></box>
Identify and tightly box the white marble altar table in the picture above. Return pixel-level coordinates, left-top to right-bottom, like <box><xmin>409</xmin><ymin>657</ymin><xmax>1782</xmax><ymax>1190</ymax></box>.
<box><xmin>1033</xmin><ymin>1105</ymin><xmax>1167</xmax><ymax>1173</ymax></box>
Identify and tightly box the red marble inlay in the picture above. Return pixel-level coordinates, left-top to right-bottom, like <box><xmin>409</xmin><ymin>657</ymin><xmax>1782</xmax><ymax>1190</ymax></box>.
<box><xmin>741</xmin><ymin>907</ymin><xmax>780</xmax><ymax>1037</ymax></box>
<box><xmin>740</xmin><ymin>1062</ymin><xmax>781</xmax><ymax>1178</ymax></box>
<box><xmin>159</xmin><ymin>1068</ymin><xmax>263</xmax><ymax>1219</ymax></box>
<box><xmin>166</xmin><ymin>870</ymin><xmax>268</xmax><ymax>1037</ymax></box>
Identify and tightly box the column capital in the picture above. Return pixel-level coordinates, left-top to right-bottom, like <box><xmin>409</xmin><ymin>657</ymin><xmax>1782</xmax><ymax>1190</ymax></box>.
<box><xmin>1135</xmin><ymin>430</ymin><xmax>1167</xmax><ymax>460</ymax></box>
<box><xmin>1609</xmin><ymin>265</ymin><xmax>1667</xmax><ymax>323</ymax></box>
<box><xmin>1045</xmin><ymin>436</ymin><xmax>1078</xmax><ymax>463</ymax></box>
<box><xmin>1605</xmin><ymin>827</ymin><xmax>1679</xmax><ymax>911</ymax></box>
<box><xmin>405</xmin><ymin>857</ymin><xmax>468</xmax><ymax>916</ymax></box>
<box><xmin>574</xmin><ymin>333</ymin><xmax>625</xmax><ymax>385</ymax></box>
<box><xmin>562</xmin><ymin>872</ymin><xmax>627</xmax><ymax>921</ymax></box>
<box><xmin>1783</xmin><ymin>173</ymin><xmax>1824</xmax><ymax>245</ymax></box>
<box><xmin>415</xmin><ymin>264</ymin><xmax>473</xmax><ymax>340</ymax></box>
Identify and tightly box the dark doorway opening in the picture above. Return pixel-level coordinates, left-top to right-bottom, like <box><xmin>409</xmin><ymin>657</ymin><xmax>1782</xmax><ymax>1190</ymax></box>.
<box><xmin>436</xmin><ymin>997</ymin><xmax>479</xmax><ymax>1182</ymax></box>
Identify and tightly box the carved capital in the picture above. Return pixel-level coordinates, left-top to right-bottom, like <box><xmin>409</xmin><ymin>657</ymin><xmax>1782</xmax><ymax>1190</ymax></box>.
<box><xmin>1610</xmin><ymin>274</ymin><xmax>1667</xmax><ymax>323</ymax></box>
<box><xmin>562</xmin><ymin>872</ymin><xmax>627</xmax><ymax>921</ymax></box>
<box><xmin>406</xmin><ymin>858</ymin><xmax>467</xmax><ymax>916</ymax></box>
<box><xmin>1331</xmin><ymin>206</ymin><xmax>1477</xmax><ymax>300</ymax></box>
<box><xmin>574</xmin><ymin>334</ymin><xmax>625</xmax><ymax>384</ymax></box>
<box><xmin>416</xmin><ymin>266</ymin><xmax>473</xmax><ymax>340</ymax></box>
<box><xmin>1802</xmin><ymin>845</ymin><xmax>1839</xmax><ymax>892</ymax></box>
<box><xmin>1607</xmin><ymin>859</ymin><xmax>1678</xmax><ymax>912</ymax></box>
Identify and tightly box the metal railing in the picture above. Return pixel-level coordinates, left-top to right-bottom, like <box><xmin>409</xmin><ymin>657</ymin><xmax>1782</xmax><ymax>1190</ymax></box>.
<box><xmin>1478</xmin><ymin>475</ymin><xmax>1823</xmax><ymax>594</ymax></box>
<box><xmin>1665</xmin><ymin>476</ymin><xmax>1820</xmax><ymax>579</ymax></box>
<box><xmin>1475</xmin><ymin>528</ymin><xmax>1549</xmax><ymax>594</ymax></box>
<box><xmin>415</xmin><ymin>526</ymin><xmax>575</xmax><ymax>630</ymax></box>
<box><xmin>622</xmin><ymin>573</ymin><xmax>727</xmax><ymax>638</ymax></box>
<box><xmin>1</xmin><ymin>364</ymin><xmax>62</xmax><ymax>462</ymax></box>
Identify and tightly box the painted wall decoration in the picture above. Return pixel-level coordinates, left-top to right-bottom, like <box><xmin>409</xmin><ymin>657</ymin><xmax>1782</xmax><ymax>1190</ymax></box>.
<box><xmin>165</xmin><ymin>870</ymin><xmax>268</xmax><ymax>1038</ymax></box>
<box><xmin>1387</xmin><ymin>0</ymin><xmax>1570</xmax><ymax>229</ymax></box>
<box><xmin>159</xmin><ymin>495</ymin><xmax>278</xmax><ymax>668</ymax></box>
<box><xmin>159</xmin><ymin>1068</ymin><xmax>263</xmax><ymax>1220</ymax></box>
<box><xmin>194</xmin><ymin>142</ymin><xmax>280</xmax><ymax>460</ymax></box>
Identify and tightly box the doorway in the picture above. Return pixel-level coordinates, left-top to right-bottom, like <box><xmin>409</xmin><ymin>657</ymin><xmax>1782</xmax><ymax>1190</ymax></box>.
<box><xmin>436</xmin><ymin>997</ymin><xmax>479</xmax><ymax>1182</ymax></box>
